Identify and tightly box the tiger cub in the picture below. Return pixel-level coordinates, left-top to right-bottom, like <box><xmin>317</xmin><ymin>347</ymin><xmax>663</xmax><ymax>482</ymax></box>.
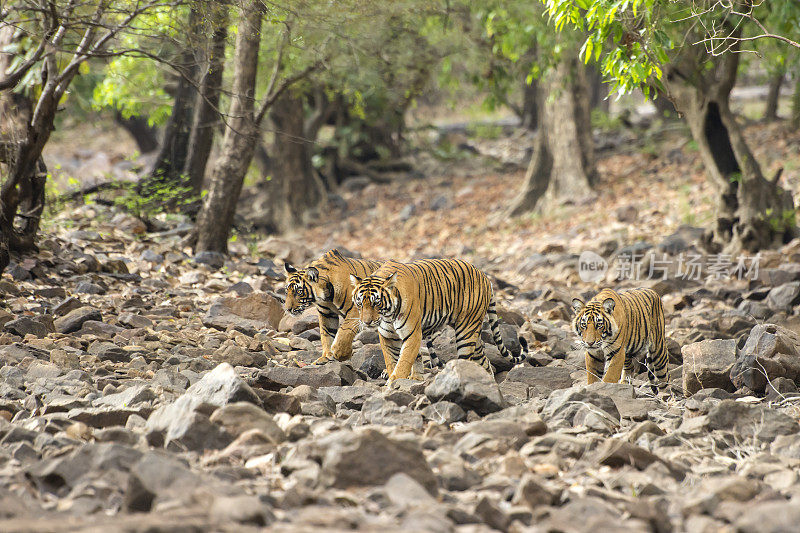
<box><xmin>351</xmin><ymin>259</ymin><xmax>527</xmax><ymax>386</ymax></box>
<box><xmin>284</xmin><ymin>249</ymin><xmax>441</xmax><ymax>369</ymax></box>
<box><xmin>571</xmin><ymin>287</ymin><xmax>669</xmax><ymax>394</ymax></box>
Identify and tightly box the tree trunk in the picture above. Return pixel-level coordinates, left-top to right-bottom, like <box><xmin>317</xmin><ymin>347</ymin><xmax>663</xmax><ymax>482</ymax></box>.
<box><xmin>194</xmin><ymin>0</ymin><xmax>262</xmax><ymax>254</ymax></box>
<box><xmin>146</xmin><ymin>8</ymin><xmax>201</xmax><ymax>186</ymax></box>
<box><xmin>665</xmin><ymin>44</ymin><xmax>796</xmax><ymax>253</ymax></box>
<box><xmin>184</xmin><ymin>4</ymin><xmax>228</xmax><ymax>193</ymax></box>
<box><xmin>0</xmin><ymin>28</ymin><xmax>54</xmax><ymax>270</ymax></box>
<box><xmin>507</xmin><ymin>53</ymin><xmax>596</xmax><ymax>216</ymax></box>
<box><xmin>520</xmin><ymin>77</ymin><xmax>538</xmax><ymax>130</ymax></box>
<box><xmin>764</xmin><ymin>71</ymin><xmax>784</xmax><ymax>121</ymax></box>
<box><xmin>255</xmin><ymin>90</ymin><xmax>326</xmax><ymax>232</ymax></box>
<box><xmin>113</xmin><ymin>112</ymin><xmax>158</xmax><ymax>153</ymax></box>
<box><xmin>791</xmin><ymin>74</ymin><xmax>800</xmax><ymax>129</ymax></box>
<box><xmin>587</xmin><ymin>64</ymin><xmax>609</xmax><ymax>113</ymax></box>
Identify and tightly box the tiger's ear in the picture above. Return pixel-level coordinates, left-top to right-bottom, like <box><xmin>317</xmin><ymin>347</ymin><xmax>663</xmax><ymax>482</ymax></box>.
<box><xmin>384</xmin><ymin>272</ymin><xmax>399</xmax><ymax>291</ymax></box>
<box><xmin>307</xmin><ymin>267</ymin><xmax>319</xmax><ymax>282</ymax></box>
<box><xmin>284</xmin><ymin>262</ymin><xmax>297</xmax><ymax>274</ymax></box>
<box><xmin>350</xmin><ymin>274</ymin><xmax>362</xmax><ymax>287</ymax></box>
<box><xmin>603</xmin><ymin>298</ymin><xmax>615</xmax><ymax>313</ymax></box>
<box><xmin>571</xmin><ymin>298</ymin><xmax>584</xmax><ymax>312</ymax></box>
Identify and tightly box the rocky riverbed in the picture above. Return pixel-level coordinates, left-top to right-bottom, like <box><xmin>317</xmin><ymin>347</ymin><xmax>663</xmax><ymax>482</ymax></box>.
<box><xmin>0</xmin><ymin>194</ymin><xmax>799</xmax><ymax>532</ymax></box>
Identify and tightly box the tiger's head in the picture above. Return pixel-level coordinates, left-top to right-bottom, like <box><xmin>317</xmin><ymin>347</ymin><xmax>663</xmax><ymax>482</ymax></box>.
<box><xmin>283</xmin><ymin>262</ymin><xmax>326</xmax><ymax>315</ymax></box>
<box><xmin>571</xmin><ymin>296</ymin><xmax>618</xmax><ymax>350</ymax></box>
<box><xmin>350</xmin><ymin>272</ymin><xmax>398</xmax><ymax>327</ymax></box>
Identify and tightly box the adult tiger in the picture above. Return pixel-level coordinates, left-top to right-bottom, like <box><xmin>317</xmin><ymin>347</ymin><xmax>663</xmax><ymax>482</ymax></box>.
<box><xmin>284</xmin><ymin>249</ymin><xmax>441</xmax><ymax>369</ymax></box>
<box><xmin>350</xmin><ymin>258</ymin><xmax>527</xmax><ymax>386</ymax></box>
<box><xmin>571</xmin><ymin>287</ymin><xmax>669</xmax><ymax>394</ymax></box>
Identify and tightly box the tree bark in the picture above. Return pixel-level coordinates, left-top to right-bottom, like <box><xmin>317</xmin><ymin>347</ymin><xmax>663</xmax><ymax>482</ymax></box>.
<box><xmin>184</xmin><ymin>4</ymin><xmax>228</xmax><ymax>193</ymax></box>
<box><xmin>664</xmin><ymin>39</ymin><xmax>796</xmax><ymax>253</ymax></box>
<box><xmin>112</xmin><ymin>112</ymin><xmax>158</xmax><ymax>154</ymax></box>
<box><xmin>146</xmin><ymin>7</ymin><xmax>201</xmax><ymax>186</ymax></box>
<box><xmin>520</xmin><ymin>77</ymin><xmax>538</xmax><ymax>130</ymax></box>
<box><xmin>793</xmin><ymin>73</ymin><xmax>800</xmax><ymax>129</ymax></box>
<box><xmin>764</xmin><ymin>71</ymin><xmax>784</xmax><ymax>121</ymax></box>
<box><xmin>252</xmin><ymin>90</ymin><xmax>326</xmax><ymax>232</ymax></box>
<box><xmin>507</xmin><ymin>52</ymin><xmax>596</xmax><ymax>216</ymax></box>
<box><xmin>194</xmin><ymin>0</ymin><xmax>262</xmax><ymax>254</ymax></box>
<box><xmin>587</xmin><ymin>63</ymin><xmax>609</xmax><ymax>113</ymax></box>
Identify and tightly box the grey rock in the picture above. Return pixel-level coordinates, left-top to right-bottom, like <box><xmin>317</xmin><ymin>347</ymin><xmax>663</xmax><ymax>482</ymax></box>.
<box><xmin>682</xmin><ymin>338</ymin><xmax>737</xmax><ymax>396</ymax></box>
<box><xmin>208</xmin><ymin>402</ymin><xmax>285</xmax><ymax>443</ymax></box>
<box><xmin>75</xmin><ymin>281</ymin><xmax>106</xmax><ymax>295</ymax></box>
<box><xmin>55</xmin><ymin>307</ymin><xmax>102</xmax><ymax>334</ymax></box>
<box><xmin>256</xmin><ymin>362</ymin><xmax>357</xmax><ymax>390</ymax></box>
<box><xmin>706</xmin><ymin>399</ymin><xmax>799</xmax><ymax>442</ymax></box>
<box><xmin>4</xmin><ymin>317</ymin><xmax>50</xmax><ymax>338</ymax></box>
<box><xmin>194</xmin><ymin>251</ymin><xmax>226</xmax><ymax>269</ymax></box>
<box><xmin>425</xmin><ymin>359</ymin><xmax>506</xmax><ymax>416</ymax></box>
<box><xmin>185</xmin><ymin>362</ymin><xmax>261</xmax><ymax>407</ymax></box>
<box><xmin>118</xmin><ymin>313</ymin><xmax>154</xmax><ymax>329</ymax></box>
<box><xmin>209</xmin><ymin>495</ymin><xmax>274</xmax><ymax>526</ymax></box>
<box><xmin>766</xmin><ymin>281</ymin><xmax>800</xmax><ymax>311</ymax></box>
<box><xmin>94</xmin><ymin>385</ymin><xmax>155</xmax><ymax>409</ymax></box>
<box><xmin>123</xmin><ymin>451</ymin><xmax>201</xmax><ymax>512</ymax></box>
<box><xmin>422</xmin><ymin>401</ymin><xmax>467</xmax><ymax>424</ymax></box>
<box><xmin>203</xmin><ymin>292</ymin><xmax>284</xmax><ymax>334</ymax></box>
<box><xmin>319</xmin><ymin>428</ymin><xmax>437</xmax><ymax>494</ymax></box>
<box><xmin>730</xmin><ymin>323</ymin><xmax>800</xmax><ymax>393</ymax></box>
<box><xmin>734</xmin><ymin>500</ymin><xmax>800</xmax><ymax>533</ymax></box>
<box><xmin>27</xmin><ymin>443</ymin><xmax>142</xmax><ymax>494</ymax></box>
<box><xmin>145</xmin><ymin>395</ymin><xmax>232</xmax><ymax>451</ymax></box>
<box><xmin>152</xmin><ymin>368</ymin><xmax>190</xmax><ymax>392</ymax></box>
<box><xmin>542</xmin><ymin>387</ymin><xmax>620</xmax><ymax>425</ymax></box>
<box><xmin>505</xmin><ymin>365</ymin><xmax>574</xmax><ymax>397</ymax></box>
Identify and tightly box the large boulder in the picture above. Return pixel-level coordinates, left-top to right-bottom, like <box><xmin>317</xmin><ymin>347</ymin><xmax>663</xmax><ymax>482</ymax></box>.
<box><xmin>682</xmin><ymin>339</ymin><xmax>737</xmax><ymax>396</ymax></box>
<box><xmin>185</xmin><ymin>363</ymin><xmax>261</xmax><ymax>407</ymax></box>
<box><xmin>318</xmin><ymin>428</ymin><xmax>437</xmax><ymax>495</ymax></box>
<box><xmin>505</xmin><ymin>365</ymin><xmax>574</xmax><ymax>397</ymax></box>
<box><xmin>203</xmin><ymin>292</ymin><xmax>284</xmax><ymax>335</ymax></box>
<box><xmin>542</xmin><ymin>387</ymin><xmax>620</xmax><ymax>426</ymax></box>
<box><xmin>730</xmin><ymin>324</ymin><xmax>800</xmax><ymax>393</ymax></box>
<box><xmin>255</xmin><ymin>362</ymin><xmax>357</xmax><ymax>390</ymax></box>
<box><xmin>425</xmin><ymin>359</ymin><xmax>506</xmax><ymax>415</ymax></box>
<box><xmin>54</xmin><ymin>306</ymin><xmax>102</xmax><ymax>334</ymax></box>
<box><xmin>705</xmin><ymin>399</ymin><xmax>799</xmax><ymax>442</ymax></box>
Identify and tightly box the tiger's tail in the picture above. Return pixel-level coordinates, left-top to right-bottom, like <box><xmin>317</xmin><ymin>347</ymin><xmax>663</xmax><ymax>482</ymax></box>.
<box><xmin>488</xmin><ymin>299</ymin><xmax>527</xmax><ymax>365</ymax></box>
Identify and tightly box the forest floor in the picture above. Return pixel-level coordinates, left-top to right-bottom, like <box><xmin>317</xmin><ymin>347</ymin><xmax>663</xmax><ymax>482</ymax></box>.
<box><xmin>0</xmin><ymin>113</ymin><xmax>799</xmax><ymax>531</ymax></box>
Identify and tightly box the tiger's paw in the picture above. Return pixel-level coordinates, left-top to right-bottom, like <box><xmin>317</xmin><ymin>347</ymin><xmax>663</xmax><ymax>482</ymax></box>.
<box><xmin>312</xmin><ymin>353</ymin><xmax>335</xmax><ymax>365</ymax></box>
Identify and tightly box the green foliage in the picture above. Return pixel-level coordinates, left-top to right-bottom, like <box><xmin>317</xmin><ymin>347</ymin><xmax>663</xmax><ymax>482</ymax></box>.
<box><xmin>765</xmin><ymin>208</ymin><xmax>797</xmax><ymax>234</ymax></box>
<box><xmin>540</xmin><ymin>0</ymin><xmax>800</xmax><ymax>99</ymax></box>
<box><xmin>114</xmin><ymin>179</ymin><xmax>200</xmax><ymax>220</ymax></box>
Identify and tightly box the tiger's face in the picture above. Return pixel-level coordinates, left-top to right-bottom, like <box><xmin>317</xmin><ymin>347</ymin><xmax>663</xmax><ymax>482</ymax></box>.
<box><xmin>351</xmin><ymin>273</ymin><xmax>397</xmax><ymax>327</ymax></box>
<box><xmin>283</xmin><ymin>263</ymin><xmax>324</xmax><ymax>315</ymax></box>
<box><xmin>572</xmin><ymin>297</ymin><xmax>618</xmax><ymax>350</ymax></box>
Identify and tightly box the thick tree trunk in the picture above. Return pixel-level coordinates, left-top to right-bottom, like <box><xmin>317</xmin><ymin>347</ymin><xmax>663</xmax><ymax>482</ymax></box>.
<box><xmin>194</xmin><ymin>0</ymin><xmax>261</xmax><ymax>254</ymax></box>
<box><xmin>665</xmin><ymin>45</ymin><xmax>796</xmax><ymax>253</ymax></box>
<box><xmin>113</xmin><ymin>112</ymin><xmax>158</xmax><ymax>153</ymax></box>
<box><xmin>507</xmin><ymin>53</ymin><xmax>596</xmax><ymax>216</ymax></box>
<box><xmin>254</xmin><ymin>90</ymin><xmax>326</xmax><ymax>232</ymax></box>
<box><xmin>0</xmin><ymin>28</ymin><xmax>54</xmax><ymax>271</ymax></box>
<box><xmin>184</xmin><ymin>4</ymin><xmax>228</xmax><ymax>193</ymax></box>
<box><xmin>146</xmin><ymin>8</ymin><xmax>201</xmax><ymax>185</ymax></box>
<box><xmin>764</xmin><ymin>72</ymin><xmax>784</xmax><ymax>121</ymax></box>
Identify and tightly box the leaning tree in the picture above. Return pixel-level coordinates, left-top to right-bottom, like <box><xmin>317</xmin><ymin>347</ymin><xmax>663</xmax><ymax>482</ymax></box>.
<box><xmin>0</xmin><ymin>0</ymin><xmax>170</xmax><ymax>272</ymax></box>
<box><xmin>543</xmin><ymin>0</ymin><xmax>800</xmax><ymax>253</ymax></box>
